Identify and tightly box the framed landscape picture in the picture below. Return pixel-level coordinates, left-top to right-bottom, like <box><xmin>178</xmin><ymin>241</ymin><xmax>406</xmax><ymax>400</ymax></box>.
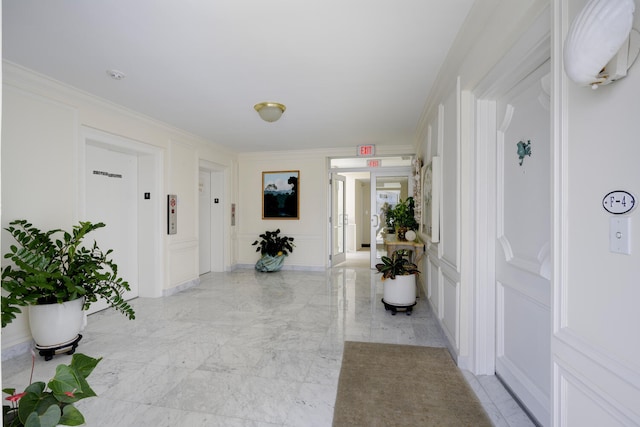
<box><xmin>262</xmin><ymin>170</ymin><xmax>300</xmax><ymax>219</ymax></box>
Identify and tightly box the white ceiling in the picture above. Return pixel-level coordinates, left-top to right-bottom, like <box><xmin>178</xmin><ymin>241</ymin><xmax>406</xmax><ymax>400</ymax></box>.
<box><xmin>2</xmin><ymin>0</ymin><xmax>475</xmax><ymax>153</ymax></box>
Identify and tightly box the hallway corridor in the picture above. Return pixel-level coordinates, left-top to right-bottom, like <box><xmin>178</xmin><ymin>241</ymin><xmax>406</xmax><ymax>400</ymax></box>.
<box><xmin>2</xmin><ymin>258</ymin><xmax>534</xmax><ymax>426</ymax></box>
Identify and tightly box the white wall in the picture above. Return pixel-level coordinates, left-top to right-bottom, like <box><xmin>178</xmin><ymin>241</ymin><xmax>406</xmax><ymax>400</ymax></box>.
<box><xmin>415</xmin><ymin>0</ymin><xmax>640</xmax><ymax>424</ymax></box>
<box><xmin>236</xmin><ymin>151</ymin><xmax>328</xmax><ymax>269</ymax></box>
<box><xmin>551</xmin><ymin>1</ymin><xmax>640</xmax><ymax>424</ymax></box>
<box><xmin>1</xmin><ymin>62</ymin><xmax>237</xmax><ymax>352</ymax></box>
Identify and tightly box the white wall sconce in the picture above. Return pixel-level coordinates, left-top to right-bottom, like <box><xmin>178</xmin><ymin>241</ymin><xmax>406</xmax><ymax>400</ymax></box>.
<box><xmin>254</xmin><ymin>102</ymin><xmax>286</xmax><ymax>122</ymax></box>
<box><xmin>564</xmin><ymin>0</ymin><xmax>640</xmax><ymax>89</ymax></box>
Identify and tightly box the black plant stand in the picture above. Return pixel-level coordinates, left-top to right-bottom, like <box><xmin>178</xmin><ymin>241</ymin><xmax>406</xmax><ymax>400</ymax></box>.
<box><xmin>36</xmin><ymin>334</ymin><xmax>82</xmax><ymax>361</ymax></box>
<box><xmin>382</xmin><ymin>299</ymin><xmax>416</xmax><ymax>316</ymax></box>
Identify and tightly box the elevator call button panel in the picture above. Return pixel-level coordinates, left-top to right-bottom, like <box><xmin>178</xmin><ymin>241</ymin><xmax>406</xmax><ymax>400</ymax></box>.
<box><xmin>168</xmin><ymin>194</ymin><xmax>177</xmax><ymax>235</ymax></box>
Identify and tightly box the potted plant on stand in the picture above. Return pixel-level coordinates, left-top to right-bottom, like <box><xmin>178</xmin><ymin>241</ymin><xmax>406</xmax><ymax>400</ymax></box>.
<box><xmin>1</xmin><ymin>220</ymin><xmax>136</xmax><ymax>360</ymax></box>
<box><xmin>251</xmin><ymin>229</ymin><xmax>295</xmax><ymax>272</ymax></box>
<box><xmin>388</xmin><ymin>197</ymin><xmax>419</xmax><ymax>240</ymax></box>
<box><xmin>375</xmin><ymin>250</ymin><xmax>420</xmax><ymax>315</ymax></box>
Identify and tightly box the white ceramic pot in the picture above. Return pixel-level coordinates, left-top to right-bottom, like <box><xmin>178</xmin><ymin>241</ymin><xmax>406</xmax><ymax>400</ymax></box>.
<box><xmin>382</xmin><ymin>274</ymin><xmax>416</xmax><ymax>306</ymax></box>
<box><xmin>28</xmin><ymin>297</ymin><xmax>86</xmax><ymax>347</ymax></box>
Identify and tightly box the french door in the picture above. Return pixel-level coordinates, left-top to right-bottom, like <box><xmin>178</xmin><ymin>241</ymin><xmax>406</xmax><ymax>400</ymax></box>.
<box><xmin>331</xmin><ymin>173</ymin><xmax>347</xmax><ymax>266</ymax></box>
<box><xmin>369</xmin><ymin>170</ymin><xmax>412</xmax><ymax>268</ymax></box>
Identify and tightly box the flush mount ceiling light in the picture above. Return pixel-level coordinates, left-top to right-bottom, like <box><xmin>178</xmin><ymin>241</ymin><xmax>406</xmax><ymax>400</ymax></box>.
<box><xmin>254</xmin><ymin>102</ymin><xmax>286</xmax><ymax>122</ymax></box>
<box><xmin>564</xmin><ymin>0</ymin><xmax>640</xmax><ymax>89</ymax></box>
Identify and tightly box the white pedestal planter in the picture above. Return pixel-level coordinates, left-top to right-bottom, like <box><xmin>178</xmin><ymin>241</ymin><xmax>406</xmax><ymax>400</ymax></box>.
<box><xmin>382</xmin><ymin>274</ymin><xmax>417</xmax><ymax>315</ymax></box>
<box><xmin>28</xmin><ymin>297</ymin><xmax>86</xmax><ymax>353</ymax></box>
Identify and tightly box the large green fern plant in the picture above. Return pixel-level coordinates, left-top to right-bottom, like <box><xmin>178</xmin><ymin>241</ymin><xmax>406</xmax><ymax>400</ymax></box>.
<box><xmin>1</xmin><ymin>220</ymin><xmax>135</xmax><ymax>327</ymax></box>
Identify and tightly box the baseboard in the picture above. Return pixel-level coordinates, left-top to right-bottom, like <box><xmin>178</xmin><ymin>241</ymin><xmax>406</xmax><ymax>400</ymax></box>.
<box><xmin>163</xmin><ymin>277</ymin><xmax>200</xmax><ymax>297</ymax></box>
<box><xmin>233</xmin><ymin>263</ymin><xmax>327</xmax><ymax>272</ymax></box>
<box><xmin>1</xmin><ymin>340</ymin><xmax>35</xmax><ymax>361</ymax></box>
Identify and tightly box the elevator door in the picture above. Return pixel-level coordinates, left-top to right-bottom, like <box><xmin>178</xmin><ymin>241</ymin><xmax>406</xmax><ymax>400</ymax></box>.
<box><xmin>85</xmin><ymin>144</ymin><xmax>139</xmax><ymax>313</ymax></box>
<box><xmin>199</xmin><ymin>169</ymin><xmax>225</xmax><ymax>273</ymax></box>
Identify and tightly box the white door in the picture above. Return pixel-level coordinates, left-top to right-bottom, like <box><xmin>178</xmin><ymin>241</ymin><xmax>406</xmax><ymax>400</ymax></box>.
<box><xmin>210</xmin><ymin>171</ymin><xmax>224</xmax><ymax>272</ymax></box>
<box><xmin>199</xmin><ymin>169</ymin><xmax>225</xmax><ymax>273</ymax></box>
<box><xmin>370</xmin><ymin>170</ymin><xmax>412</xmax><ymax>268</ymax></box>
<box><xmin>85</xmin><ymin>144</ymin><xmax>139</xmax><ymax>313</ymax></box>
<box><xmin>199</xmin><ymin>170</ymin><xmax>212</xmax><ymax>274</ymax></box>
<box><xmin>494</xmin><ymin>62</ymin><xmax>551</xmax><ymax>425</ymax></box>
<box><xmin>331</xmin><ymin>174</ymin><xmax>346</xmax><ymax>266</ymax></box>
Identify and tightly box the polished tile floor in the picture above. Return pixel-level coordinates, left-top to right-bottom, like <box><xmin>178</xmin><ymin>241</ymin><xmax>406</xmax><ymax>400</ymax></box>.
<box><xmin>2</xmin><ymin>251</ymin><xmax>535</xmax><ymax>426</ymax></box>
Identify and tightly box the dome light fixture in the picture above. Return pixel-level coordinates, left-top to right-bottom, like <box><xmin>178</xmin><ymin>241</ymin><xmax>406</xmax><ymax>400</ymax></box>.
<box><xmin>254</xmin><ymin>102</ymin><xmax>286</xmax><ymax>122</ymax></box>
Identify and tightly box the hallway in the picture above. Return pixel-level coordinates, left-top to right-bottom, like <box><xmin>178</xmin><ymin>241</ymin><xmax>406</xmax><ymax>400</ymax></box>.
<box><xmin>2</xmin><ymin>258</ymin><xmax>534</xmax><ymax>426</ymax></box>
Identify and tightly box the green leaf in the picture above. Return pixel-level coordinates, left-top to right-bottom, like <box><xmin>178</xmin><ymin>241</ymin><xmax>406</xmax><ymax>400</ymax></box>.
<box><xmin>48</xmin><ymin>366</ymin><xmax>81</xmax><ymax>402</ymax></box>
<box><xmin>59</xmin><ymin>404</ymin><xmax>85</xmax><ymax>426</ymax></box>
<box><xmin>17</xmin><ymin>390</ymin><xmax>57</xmax><ymax>425</ymax></box>
<box><xmin>24</xmin><ymin>404</ymin><xmax>61</xmax><ymax>427</ymax></box>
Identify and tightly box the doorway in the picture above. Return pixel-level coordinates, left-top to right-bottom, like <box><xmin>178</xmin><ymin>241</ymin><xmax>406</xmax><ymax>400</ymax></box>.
<box><xmin>492</xmin><ymin>62</ymin><xmax>551</xmax><ymax>425</ymax></box>
<box><xmin>369</xmin><ymin>172</ymin><xmax>411</xmax><ymax>268</ymax></box>
<box><xmin>328</xmin><ymin>157</ymin><xmax>414</xmax><ymax>269</ymax></box>
<box><xmin>474</xmin><ymin>14</ymin><xmax>551</xmax><ymax>423</ymax></box>
<box><xmin>81</xmin><ymin>127</ymin><xmax>163</xmax><ymax>304</ymax></box>
<box><xmin>199</xmin><ymin>166</ymin><xmax>225</xmax><ymax>274</ymax></box>
<box><xmin>331</xmin><ymin>173</ymin><xmax>347</xmax><ymax>266</ymax></box>
<box><xmin>85</xmin><ymin>144</ymin><xmax>138</xmax><ymax>313</ymax></box>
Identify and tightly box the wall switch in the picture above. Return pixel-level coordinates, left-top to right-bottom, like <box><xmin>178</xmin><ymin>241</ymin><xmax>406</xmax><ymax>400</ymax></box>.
<box><xmin>610</xmin><ymin>217</ymin><xmax>631</xmax><ymax>255</ymax></box>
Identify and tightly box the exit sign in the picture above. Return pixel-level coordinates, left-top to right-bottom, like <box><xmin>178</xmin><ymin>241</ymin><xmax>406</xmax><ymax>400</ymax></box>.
<box><xmin>357</xmin><ymin>144</ymin><xmax>376</xmax><ymax>157</ymax></box>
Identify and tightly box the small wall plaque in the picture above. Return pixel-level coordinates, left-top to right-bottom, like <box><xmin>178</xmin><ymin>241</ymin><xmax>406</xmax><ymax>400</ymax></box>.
<box><xmin>602</xmin><ymin>190</ymin><xmax>635</xmax><ymax>214</ymax></box>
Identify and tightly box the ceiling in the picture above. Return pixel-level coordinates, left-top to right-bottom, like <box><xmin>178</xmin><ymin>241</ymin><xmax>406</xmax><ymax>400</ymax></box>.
<box><xmin>2</xmin><ymin>0</ymin><xmax>475</xmax><ymax>153</ymax></box>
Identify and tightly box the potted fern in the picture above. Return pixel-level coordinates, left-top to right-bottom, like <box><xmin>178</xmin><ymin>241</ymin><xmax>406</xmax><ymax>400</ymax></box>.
<box><xmin>251</xmin><ymin>229</ymin><xmax>295</xmax><ymax>272</ymax></box>
<box><xmin>1</xmin><ymin>220</ymin><xmax>135</xmax><ymax>355</ymax></box>
<box><xmin>375</xmin><ymin>250</ymin><xmax>420</xmax><ymax>315</ymax></box>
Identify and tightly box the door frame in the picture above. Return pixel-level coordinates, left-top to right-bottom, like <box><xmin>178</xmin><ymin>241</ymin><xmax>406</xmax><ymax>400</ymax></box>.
<box><xmin>199</xmin><ymin>160</ymin><xmax>226</xmax><ymax>273</ymax></box>
<box><xmin>327</xmin><ymin>158</ymin><xmax>415</xmax><ymax>268</ymax></box>
<box><xmin>470</xmin><ymin>2</ymin><xmax>550</xmax><ymax>376</ymax></box>
<box><xmin>330</xmin><ymin>173</ymin><xmax>347</xmax><ymax>266</ymax></box>
<box><xmin>370</xmin><ymin>168</ymin><xmax>413</xmax><ymax>268</ymax></box>
<box><xmin>78</xmin><ymin>126</ymin><xmax>164</xmax><ymax>298</ymax></box>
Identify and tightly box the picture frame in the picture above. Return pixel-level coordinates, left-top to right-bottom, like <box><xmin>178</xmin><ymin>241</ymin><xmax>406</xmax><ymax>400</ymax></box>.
<box><xmin>262</xmin><ymin>170</ymin><xmax>300</xmax><ymax>219</ymax></box>
<box><xmin>421</xmin><ymin>157</ymin><xmax>440</xmax><ymax>242</ymax></box>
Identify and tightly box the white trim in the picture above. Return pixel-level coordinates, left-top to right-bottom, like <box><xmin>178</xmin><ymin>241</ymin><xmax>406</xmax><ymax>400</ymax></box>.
<box><xmin>551</xmin><ymin>1</ymin><xmax>570</xmax><ymax>425</ymax></box>
<box><xmin>80</xmin><ymin>126</ymin><xmax>164</xmax><ymax>298</ymax></box>
<box><xmin>198</xmin><ymin>160</ymin><xmax>229</xmax><ymax>272</ymax></box>
<box><xmin>473</xmin><ymin>98</ymin><xmax>497</xmax><ymax>375</ymax></box>
<box><xmin>471</xmin><ymin>6</ymin><xmax>551</xmax><ymax>379</ymax></box>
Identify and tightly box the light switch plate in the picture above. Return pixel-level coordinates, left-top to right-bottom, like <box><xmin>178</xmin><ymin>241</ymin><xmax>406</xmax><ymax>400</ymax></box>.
<box><xmin>610</xmin><ymin>217</ymin><xmax>631</xmax><ymax>255</ymax></box>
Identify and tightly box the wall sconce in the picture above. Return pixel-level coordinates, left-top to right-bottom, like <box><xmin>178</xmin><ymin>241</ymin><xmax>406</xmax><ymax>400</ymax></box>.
<box><xmin>564</xmin><ymin>0</ymin><xmax>640</xmax><ymax>89</ymax></box>
<box><xmin>254</xmin><ymin>102</ymin><xmax>286</xmax><ymax>122</ymax></box>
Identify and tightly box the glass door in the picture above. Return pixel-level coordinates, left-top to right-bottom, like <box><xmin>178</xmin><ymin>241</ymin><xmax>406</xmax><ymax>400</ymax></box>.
<box><xmin>331</xmin><ymin>173</ymin><xmax>347</xmax><ymax>266</ymax></box>
<box><xmin>370</xmin><ymin>170</ymin><xmax>412</xmax><ymax>268</ymax></box>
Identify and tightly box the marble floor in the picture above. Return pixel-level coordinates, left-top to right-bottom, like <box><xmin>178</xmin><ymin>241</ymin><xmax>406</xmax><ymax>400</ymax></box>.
<box><xmin>2</xmin><ymin>252</ymin><xmax>535</xmax><ymax>426</ymax></box>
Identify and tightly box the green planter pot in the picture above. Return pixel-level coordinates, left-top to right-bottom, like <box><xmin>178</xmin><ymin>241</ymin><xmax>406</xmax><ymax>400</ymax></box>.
<box><xmin>255</xmin><ymin>254</ymin><xmax>286</xmax><ymax>272</ymax></box>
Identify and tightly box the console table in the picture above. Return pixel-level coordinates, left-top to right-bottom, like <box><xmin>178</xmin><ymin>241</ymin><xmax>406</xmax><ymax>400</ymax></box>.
<box><xmin>383</xmin><ymin>235</ymin><xmax>424</xmax><ymax>264</ymax></box>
